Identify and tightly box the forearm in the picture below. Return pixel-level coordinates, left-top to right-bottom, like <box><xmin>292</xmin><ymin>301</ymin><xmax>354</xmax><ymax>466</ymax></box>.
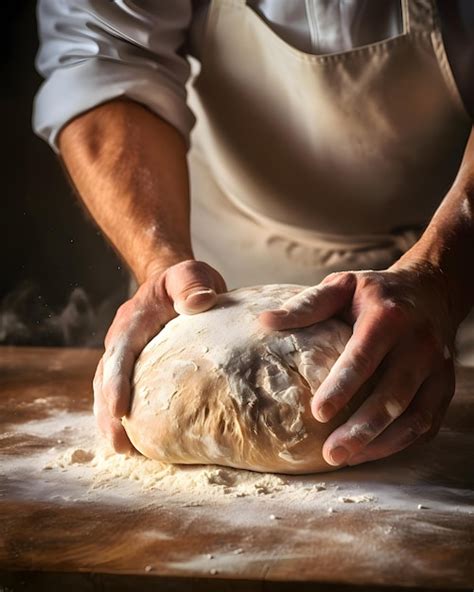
<box><xmin>394</xmin><ymin>126</ymin><xmax>474</xmax><ymax>326</ymax></box>
<box><xmin>59</xmin><ymin>98</ymin><xmax>193</xmax><ymax>284</ymax></box>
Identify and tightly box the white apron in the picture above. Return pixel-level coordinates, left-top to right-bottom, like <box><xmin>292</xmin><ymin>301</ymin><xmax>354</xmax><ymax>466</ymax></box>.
<box><xmin>186</xmin><ymin>0</ymin><xmax>474</xmax><ymax>363</ymax></box>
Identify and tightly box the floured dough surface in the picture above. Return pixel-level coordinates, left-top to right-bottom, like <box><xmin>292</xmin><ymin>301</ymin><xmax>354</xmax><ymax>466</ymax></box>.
<box><xmin>123</xmin><ymin>285</ymin><xmax>365</xmax><ymax>474</ymax></box>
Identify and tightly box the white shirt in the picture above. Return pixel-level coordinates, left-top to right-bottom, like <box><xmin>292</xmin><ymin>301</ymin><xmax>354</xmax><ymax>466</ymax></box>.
<box><xmin>33</xmin><ymin>1</ymin><xmax>470</xmax><ymax>150</ymax></box>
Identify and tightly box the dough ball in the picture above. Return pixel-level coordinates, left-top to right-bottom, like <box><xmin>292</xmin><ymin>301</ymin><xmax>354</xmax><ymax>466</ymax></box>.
<box><xmin>123</xmin><ymin>284</ymin><xmax>367</xmax><ymax>474</ymax></box>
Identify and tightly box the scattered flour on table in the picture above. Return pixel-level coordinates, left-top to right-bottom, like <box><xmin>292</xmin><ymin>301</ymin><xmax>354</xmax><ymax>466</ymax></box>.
<box><xmin>3</xmin><ymin>408</ymin><xmax>474</xmax><ymax>517</ymax></box>
<box><xmin>45</xmin><ymin>438</ymin><xmax>330</xmax><ymax>503</ymax></box>
<box><xmin>3</xmin><ymin>395</ymin><xmax>474</xmax><ymax>583</ymax></box>
<box><xmin>4</xmin><ymin>409</ymin><xmax>379</xmax><ymax>509</ymax></box>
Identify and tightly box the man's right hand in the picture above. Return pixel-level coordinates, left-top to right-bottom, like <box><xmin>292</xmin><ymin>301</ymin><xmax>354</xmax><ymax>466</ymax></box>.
<box><xmin>93</xmin><ymin>260</ymin><xmax>227</xmax><ymax>453</ymax></box>
<box><xmin>58</xmin><ymin>101</ymin><xmax>225</xmax><ymax>452</ymax></box>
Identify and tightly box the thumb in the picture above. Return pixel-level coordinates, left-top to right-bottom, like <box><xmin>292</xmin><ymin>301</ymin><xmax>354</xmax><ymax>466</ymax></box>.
<box><xmin>259</xmin><ymin>272</ymin><xmax>356</xmax><ymax>330</ymax></box>
<box><xmin>164</xmin><ymin>260</ymin><xmax>227</xmax><ymax>315</ymax></box>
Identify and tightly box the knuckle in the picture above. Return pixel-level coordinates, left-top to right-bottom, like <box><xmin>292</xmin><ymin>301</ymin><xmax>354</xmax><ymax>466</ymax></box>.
<box><xmin>377</xmin><ymin>299</ymin><xmax>407</xmax><ymax>325</ymax></box>
<box><xmin>357</xmin><ymin>271</ymin><xmax>384</xmax><ymax>292</ymax></box>
<box><xmin>350</xmin><ymin>346</ymin><xmax>376</xmax><ymax>376</ymax></box>
<box><xmin>346</xmin><ymin>422</ymin><xmax>375</xmax><ymax>446</ymax></box>
<box><xmin>323</xmin><ymin>271</ymin><xmax>345</xmax><ymax>284</ymax></box>
<box><xmin>194</xmin><ymin>259</ymin><xmax>216</xmax><ymax>273</ymax></box>
<box><xmin>380</xmin><ymin>395</ymin><xmax>406</xmax><ymax>420</ymax></box>
<box><xmin>356</xmin><ymin>275</ymin><xmax>409</xmax><ymax>319</ymax></box>
<box><xmin>356</xmin><ymin>401</ymin><xmax>401</xmax><ymax>437</ymax></box>
<box><xmin>323</xmin><ymin>271</ymin><xmax>356</xmax><ymax>288</ymax></box>
<box><xmin>168</xmin><ymin>261</ymin><xmax>217</xmax><ymax>294</ymax></box>
<box><xmin>172</xmin><ymin>259</ymin><xmax>206</xmax><ymax>278</ymax></box>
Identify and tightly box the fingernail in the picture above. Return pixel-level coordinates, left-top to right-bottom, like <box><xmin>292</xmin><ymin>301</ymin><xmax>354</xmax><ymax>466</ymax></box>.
<box><xmin>185</xmin><ymin>289</ymin><xmax>215</xmax><ymax>301</ymax></box>
<box><xmin>175</xmin><ymin>289</ymin><xmax>217</xmax><ymax>315</ymax></box>
<box><xmin>316</xmin><ymin>401</ymin><xmax>336</xmax><ymax>422</ymax></box>
<box><xmin>269</xmin><ymin>309</ymin><xmax>289</xmax><ymax>317</ymax></box>
<box><xmin>328</xmin><ymin>446</ymin><xmax>349</xmax><ymax>466</ymax></box>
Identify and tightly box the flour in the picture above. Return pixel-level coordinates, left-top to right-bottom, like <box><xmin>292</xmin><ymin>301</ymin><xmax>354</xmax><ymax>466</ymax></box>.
<box><xmin>2</xmin><ymin>413</ymin><xmax>473</xmax><ymax>522</ymax></box>
<box><xmin>1</xmin><ymin>406</ymin><xmax>370</xmax><ymax>510</ymax></box>
<box><xmin>338</xmin><ymin>494</ymin><xmax>377</xmax><ymax>504</ymax></box>
<box><xmin>348</xmin><ymin>422</ymin><xmax>373</xmax><ymax>441</ymax></box>
<box><xmin>277</xmin><ymin>285</ymin><xmax>322</xmax><ymax>315</ymax></box>
<box><xmin>3</xmin><ymin>403</ymin><xmax>473</xmax><ymax>521</ymax></box>
<box><xmin>46</xmin><ymin>437</ymin><xmax>303</xmax><ymax>502</ymax></box>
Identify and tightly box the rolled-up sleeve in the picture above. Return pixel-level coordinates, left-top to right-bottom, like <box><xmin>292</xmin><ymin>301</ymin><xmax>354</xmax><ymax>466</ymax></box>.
<box><xmin>33</xmin><ymin>0</ymin><xmax>195</xmax><ymax>151</ymax></box>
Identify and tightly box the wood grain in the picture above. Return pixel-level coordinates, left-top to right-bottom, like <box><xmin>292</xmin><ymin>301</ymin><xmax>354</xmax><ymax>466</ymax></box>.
<box><xmin>1</xmin><ymin>347</ymin><xmax>473</xmax><ymax>590</ymax></box>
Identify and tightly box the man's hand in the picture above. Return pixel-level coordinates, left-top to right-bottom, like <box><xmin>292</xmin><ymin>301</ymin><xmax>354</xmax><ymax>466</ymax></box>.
<box><xmin>93</xmin><ymin>260</ymin><xmax>226</xmax><ymax>453</ymax></box>
<box><xmin>259</xmin><ymin>262</ymin><xmax>457</xmax><ymax>467</ymax></box>
<box><xmin>58</xmin><ymin>101</ymin><xmax>228</xmax><ymax>452</ymax></box>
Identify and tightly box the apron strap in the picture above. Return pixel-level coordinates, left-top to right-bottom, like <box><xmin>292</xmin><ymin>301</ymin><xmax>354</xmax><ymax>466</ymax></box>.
<box><xmin>402</xmin><ymin>0</ymin><xmax>436</xmax><ymax>34</ymax></box>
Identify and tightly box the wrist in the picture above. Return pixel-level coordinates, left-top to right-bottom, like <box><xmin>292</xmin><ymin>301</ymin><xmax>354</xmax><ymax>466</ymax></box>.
<box><xmin>138</xmin><ymin>247</ymin><xmax>195</xmax><ymax>284</ymax></box>
<box><xmin>391</xmin><ymin>231</ymin><xmax>472</xmax><ymax>328</ymax></box>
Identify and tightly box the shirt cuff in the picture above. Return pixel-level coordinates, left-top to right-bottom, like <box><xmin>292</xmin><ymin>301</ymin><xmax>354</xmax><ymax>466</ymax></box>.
<box><xmin>33</xmin><ymin>58</ymin><xmax>196</xmax><ymax>153</ymax></box>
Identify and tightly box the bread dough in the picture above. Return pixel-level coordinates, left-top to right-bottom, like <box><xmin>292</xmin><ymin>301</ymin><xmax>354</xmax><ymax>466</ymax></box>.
<box><xmin>123</xmin><ymin>284</ymin><xmax>368</xmax><ymax>474</ymax></box>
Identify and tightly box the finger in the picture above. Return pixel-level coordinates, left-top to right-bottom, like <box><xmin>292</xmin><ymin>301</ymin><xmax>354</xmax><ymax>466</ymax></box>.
<box><xmin>346</xmin><ymin>361</ymin><xmax>455</xmax><ymax>466</ymax></box>
<box><xmin>103</xmin><ymin>322</ymin><xmax>163</xmax><ymax>418</ymax></box>
<box><xmin>259</xmin><ymin>272</ymin><xmax>356</xmax><ymax>330</ymax></box>
<box><xmin>292</xmin><ymin>321</ymin><xmax>347</xmax><ymax>396</ymax></box>
<box><xmin>92</xmin><ymin>356</ymin><xmax>104</xmax><ymax>407</ymax></box>
<box><xmin>102</xmin><ymin>298</ymin><xmax>173</xmax><ymax>417</ymax></box>
<box><xmin>294</xmin><ymin>351</ymin><xmax>331</xmax><ymax>397</ymax></box>
<box><xmin>311</xmin><ymin>304</ymin><xmax>404</xmax><ymax>423</ymax></box>
<box><xmin>93</xmin><ymin>357</ymin><xmax>134</xmax><ymax>454</ymax></box>
<box><xmin>165</xmin><ymin>260</ymin><xmax>227</xmax><ymax>315</ymax></box>
<box><xmin>321</xmin><ymin>337</ymin><xmax>435</xmax><ymax>466</ymax></box>
<box><xmin>101</xmin><ymin>261</ymin><xmax>226</xmax><ymax>418</ymax></box>
<box><xmin>95</xmin><ymin>400</ymin><xmax>134</xmax><ymax>453</ymax></box>
<box><xmin>102</xmin><ymin>346</ymin><xmax>136</xmax><ymax>418</ymax></box>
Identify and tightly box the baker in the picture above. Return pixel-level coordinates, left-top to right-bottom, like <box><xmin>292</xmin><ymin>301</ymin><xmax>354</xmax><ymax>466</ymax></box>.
<box><xmin>34</xmin><ymin>1</ymin><xmax>474</xmax><ymax>469</ymax></box>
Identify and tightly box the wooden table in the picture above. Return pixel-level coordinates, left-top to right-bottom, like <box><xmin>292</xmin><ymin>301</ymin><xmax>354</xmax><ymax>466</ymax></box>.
<box><xmin>1</xmin><ymin>346</ymin><xmax>473</xmax><ymax>591</ymax></box>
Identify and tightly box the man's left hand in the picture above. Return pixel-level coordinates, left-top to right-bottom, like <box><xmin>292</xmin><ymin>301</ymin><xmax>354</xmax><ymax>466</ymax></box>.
<box><xmin>259</xmin><ymin>262</ymin><xmax>457</xmax><ymax>467</ymax></box>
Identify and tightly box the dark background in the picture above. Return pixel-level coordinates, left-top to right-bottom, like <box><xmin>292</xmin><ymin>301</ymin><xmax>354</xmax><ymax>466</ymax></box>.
<box><xmin>2</xmin><ymin>1</ymin><xmax>129</xmax><ymax>346</ymax></box>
